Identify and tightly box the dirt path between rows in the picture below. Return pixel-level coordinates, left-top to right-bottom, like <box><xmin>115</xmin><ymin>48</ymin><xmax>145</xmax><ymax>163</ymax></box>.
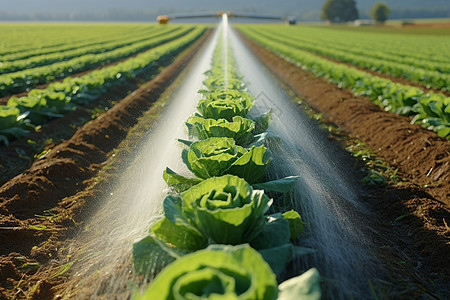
<box><xmin>237</xmin><ymin>30</ymin><xmax>450</xmax><ymax>298</ymax></box>
<box><xmin>0</xmin><ymin>29</ymin><xmax>211</xmax><ymax>299</ymax></box>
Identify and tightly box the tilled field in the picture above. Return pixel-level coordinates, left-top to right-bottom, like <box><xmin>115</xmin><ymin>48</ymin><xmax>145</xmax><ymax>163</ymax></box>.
<box><xmin>0</xmin><ymin>24</ymin><xmax>449</xmax><ymax>299</ymax></box>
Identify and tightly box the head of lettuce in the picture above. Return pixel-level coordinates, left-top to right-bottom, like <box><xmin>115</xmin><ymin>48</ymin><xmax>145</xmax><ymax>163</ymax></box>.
<box><xmin>133</xmin><ymin>244</ymin><xmax>321</xmax><ymax>300</ymax></box>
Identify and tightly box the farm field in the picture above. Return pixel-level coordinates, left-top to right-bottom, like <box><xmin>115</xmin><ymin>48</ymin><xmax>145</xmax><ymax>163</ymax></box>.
<box><xmin>0</xmin><ymin>18</ymin><xmax>449</xmax><ymax>300</ymax></box>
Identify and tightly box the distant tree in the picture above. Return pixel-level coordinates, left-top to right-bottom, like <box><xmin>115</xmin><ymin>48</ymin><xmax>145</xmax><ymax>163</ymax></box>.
<box><xmin>321</xmin><ymin>0</ymin><xmax>359</xmax><ymax>23</ymax></box>
<box><xmin>371</xmin><ymin>2</ymin><xmax>390</xmax><ymax>23</ymax></box>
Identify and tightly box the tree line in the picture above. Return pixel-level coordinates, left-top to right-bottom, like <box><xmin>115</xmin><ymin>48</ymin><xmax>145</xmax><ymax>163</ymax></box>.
<box><xmin>321</xmin><ymin>0</ymin><xmax>392</xmax><ymax>23</ymax></box>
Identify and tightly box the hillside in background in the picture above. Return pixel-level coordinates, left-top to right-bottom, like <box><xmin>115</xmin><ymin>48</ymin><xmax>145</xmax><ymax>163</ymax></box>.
<box><xmin>0</xmin><ymin>0</ymin><xmax>448</xmax><ymax>21</ymax></box>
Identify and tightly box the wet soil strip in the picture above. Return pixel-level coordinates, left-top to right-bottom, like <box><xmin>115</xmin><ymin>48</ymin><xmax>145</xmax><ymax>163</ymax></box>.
<box><xmin>0</xmin><ymin>30</ymin><xmax>212</xmax><ymax>299</ymax></box>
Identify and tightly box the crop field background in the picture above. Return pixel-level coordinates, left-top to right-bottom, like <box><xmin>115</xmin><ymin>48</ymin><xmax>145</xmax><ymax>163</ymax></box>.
<box><xmin>0</xmin><ymin>1</ymin><xmax>449</xmax><ymax>299</ymax></box>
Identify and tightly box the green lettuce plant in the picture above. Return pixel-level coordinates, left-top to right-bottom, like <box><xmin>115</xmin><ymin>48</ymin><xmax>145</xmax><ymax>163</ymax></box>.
<box><xmin>186</xmin><ymin>115</ymin><xmax>256</xmax><ymax>146</ymax></box>
<box><xmin>133</xmin><ymin>244</ymin><xmax>321</xmax><ymax>300</ymax></box>
<box><xmin>133</xmin><ymin>175</ymin><xmax>306</xmax><ymax>276</ymax></box>
<box><xmin>182</xmin><ymin>137</ymin><xmax>269</xmax><ymax>183</ymax></box>
<box><xmin>197</xmin><ymin>90</ymin><xmax>254</xmax><ymax>121</ymax></box>
<box><xmin>0</xmin><ymin>106</ymin><xmax>32</xmax><ymax>145</ymax></box>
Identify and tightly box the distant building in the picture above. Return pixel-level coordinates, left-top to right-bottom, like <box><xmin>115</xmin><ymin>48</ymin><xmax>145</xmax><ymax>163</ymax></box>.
<box><xmin>353</xmin><ymin>19</ymin><xmax>375</xmax><ymax>26</ymax></box>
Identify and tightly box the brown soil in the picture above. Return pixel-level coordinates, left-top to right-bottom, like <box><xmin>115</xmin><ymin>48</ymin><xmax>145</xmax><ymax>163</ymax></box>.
<box><xmin>238</xmin><ymin>31</ymin><xmax>450</xmax><ymax>297</ymax></box>
<box><xmin>401</xmin><ymin>22</ymin><xmax>450</xmax><ymax>28</ymax></box>
<box><xmin>0</xmin><ymin>30</ymin><xmax>211</xmax><ymax>299</ymax></box>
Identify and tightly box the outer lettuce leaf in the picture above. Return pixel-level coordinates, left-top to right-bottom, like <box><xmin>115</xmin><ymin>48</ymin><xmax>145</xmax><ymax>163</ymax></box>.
<box><xmin>278</xmin><ymin>268</ymin><xmax>321</xmax><ymax>300</ymax></box>
<box><xmin>134</xmin><ymin>244</ymin><xmax>278</xmax><ymax>300</ymax></box>
<box><xmin>182</xmin><ymin>137</ymin><xmax>270</xmax><ymax>184</ymax></box>
<box><xmin>163</xmin><ymin>167</ymin><xmax>202</xmax><ymax>193</ymax></box>
<box><xmin>132</xmin><ymin>235</ymin><xmax>176</xmax><ymax>276</ymax></box>
<box><xmin>253</xmin><ymin>176</ymin><xmax>300</xmax><ymax>194</ymax></box>
<box><xmin>253</xmin><ymin>109</ymin><xmax>272</xmax><ymax>135</ymax></box>
<box><xmin>282</xmin><ymin>210</ymin><xmax>305</xmax><ymax>239</ymax></box>
<box><xmin>249</xmin><ymin>213</ymin><xmax>293</xmax><ymax>275</ymax></box>
<box><xmin>227</xmin><ymin>145</ymin><xmax>270</xmax><ymax>184</ymax></box>
<box><xmin>0</xmin><ymin>106</ymin><xmax>20</xmax><ymax>130</ymax></box>
<box><xmin>151</xmin><ymin>216</ymin><xmax>207</xmax><ymax>251</ymax></box>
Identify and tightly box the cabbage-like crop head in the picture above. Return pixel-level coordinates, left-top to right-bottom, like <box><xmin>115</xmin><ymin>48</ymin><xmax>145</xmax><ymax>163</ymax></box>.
<box><xmin>134</xmin><ymin>244</ymin><xmax>278</xmax><ymax>300</ymax></box>
<box><xmin>180</xmin><ymin>175</ymin><xmax>271</xmax><ymax>245</ymax></box>
<box><xmin>183</xmin><ymin>137</ymin><xmax>269</xmax><ymax>184</ymax></box>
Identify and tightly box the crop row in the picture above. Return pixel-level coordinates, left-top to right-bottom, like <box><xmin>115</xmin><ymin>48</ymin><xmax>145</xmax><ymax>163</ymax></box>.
<box><xmin>0</xmin><ymin>24</ymin><xmax>148</xmax><ymax>57</ymax></box>
<box><xmin>0</xmin><ymin>25</ymin><xmax>152</xmax><ymax>62</ymax></box>
<box><xmin>0</xmin><ymin>26</ymin><xmax>194</xmax><ymax>97</ymax></box>
<box><xmin>0</xmin><ymin>26</ymin><xmax>176</xmax><ymax>74</ymax></box>
<box><xmin>267</xmin><ymin>25</ymin><xmax>450</xmax><ymax>66</ymax></box>
<box><xmin>238</xmin><ymin>26</ymin><xmax>450</xmax><ymax>140</ymax></box>
<box><xmin>241</xmin><ymin>26</ymin><xmax>450</xmax><ymax>90</ymax></box>
<box><xmin>131</xmin><ymin>29</ymin><xmax>321</xmax><ymax>299</ymax></box>
<box><xmin>268</xmin><ymin>28</ymin><xmax>450</xmax><ymax>74</ymax></box>
<box><xmin>0</xmin><ymin>27</ymin><xmax>206</xmax><ymax>145</ymax></box>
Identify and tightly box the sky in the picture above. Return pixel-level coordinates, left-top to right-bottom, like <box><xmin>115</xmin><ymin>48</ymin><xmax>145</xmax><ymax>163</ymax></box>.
<box><xmin>0</xmin><ymin>0</ymin><xmax>448</xmax><ymax>20</ymax></box>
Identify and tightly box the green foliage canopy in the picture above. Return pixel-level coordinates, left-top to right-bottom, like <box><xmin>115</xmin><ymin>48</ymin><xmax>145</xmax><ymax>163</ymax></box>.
<box><xmin>321</xmin><ymin>0</ymin><xmax>359</xmax><ymax>23</ymax></box>
<box><xmin>370</xmin><ymin>2</ymin><xmax>391</xmax><ymax>23</ymax></box>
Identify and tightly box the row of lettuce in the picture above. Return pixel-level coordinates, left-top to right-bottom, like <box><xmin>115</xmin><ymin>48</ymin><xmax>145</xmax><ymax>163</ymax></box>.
<box><xmin>0</xmin><ymin>25</ymin><xmax>169</xmax><ymax>74</ymax></box>
<box><xmin>258</xmin><ymin>25</ymin><xmax>449</xmax><ymax>73</ymax></box>
<box><xmin>0</xmin><ymin>26</ymin><xmax>191</xmax><ymax>97</ymax></box>
<box><xmin>131</xmin><ymin>32</ymin><xmax>321</xmax><ymax>299</ymax></box>
<box><xmin>238</xmin><ymin>26</ymin><xmax>450</xmax><ymax>140</ymax></box>
<box><xmin>0</xmin><ymin>27</ymin><xmax>205</xmax><ymax>146</ymax></box>
<box><xmin>246</xmin><ymin>26</ymin><xmax>450</xmax><ymax>91</ymax></box>
<box><xmin>0</xmin><ymin>24</ymin><xmax>149</xmax><ymax>57</ymax></box>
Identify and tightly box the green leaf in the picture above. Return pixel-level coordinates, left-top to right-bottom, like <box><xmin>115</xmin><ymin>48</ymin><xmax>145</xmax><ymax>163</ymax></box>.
<box><xmin>282</xmin><ymin>210</ymin><xmax>304</xmax><ymax>239</ymax></box>
<box><xmin>132</xmin><ymin>235</ymin><xmax>176</xmax><ymax>276</ymax></box>
<box><xmin>162</xmin><ymin>167</ymin><xmax>202</xmax><ymax>193</ymax></box>
<box><xmin>0</xmin><ymin>106</ymin><xmax>21</xmax><ymax>130</ymax></box>
<box><xmin>253</xmin><ymin>110</ymin><xmax>272</xmax><ymax>134</ymax></box>
<box><xmin>227</xmin><ymin>145</ymin><xmax>270</xmax><ymax>184</ymax></box>
<box><xmin>250</xmin><ymin>213</ymin><xmax>293</xmax><ymax>274</ymax></box>
<box><xmin>151</xmin><ymin>217</ymin><xmax>207</xmax><ymax>251</ymax></box>
<box><xmin>278</xmin><ymin>268</ymin><xmax>321</xmax><ymax>300</ymax></box>
<box><xmin>253</xmin><ymin>176</ymin><xmax>300</xmax><ymax>193</ymax></box>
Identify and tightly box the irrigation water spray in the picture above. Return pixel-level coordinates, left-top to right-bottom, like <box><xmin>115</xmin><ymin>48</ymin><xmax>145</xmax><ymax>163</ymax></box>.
<box><xmin>58</xmin><ymin>27</ymin><xmax>222</xmax><ymax>298</ymax></box>
<box><xmin>228</xmin><ymin>26</ymin><xmax>384</xmax><ymax>299</ymax></box>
